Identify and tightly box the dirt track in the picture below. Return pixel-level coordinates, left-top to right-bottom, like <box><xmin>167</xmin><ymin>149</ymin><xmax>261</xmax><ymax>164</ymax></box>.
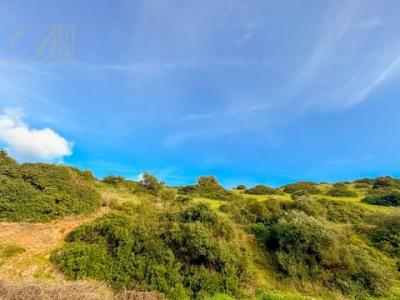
<box><xmin>0</xmin><ymin>208</ymin><xmax>109</xmax><ymax>282</ymax></box>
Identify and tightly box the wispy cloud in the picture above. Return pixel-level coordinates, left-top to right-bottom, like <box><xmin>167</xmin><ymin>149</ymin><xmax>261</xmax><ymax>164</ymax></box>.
<box><xmin>290</xmin><ymin>1</ymin><xmax>359</xmax><ymax>94</ymax></box>
<box><xmin>289</xmin><ymin>1</ymin><xmax>400</xmax><ymax>110</ymax></box>
<box><xmin>235</xmin><ymin>19</ymin><xmax>258</xmax><ymax>45</ymax></box>
<box><xmin>169</xmin><ymin>103</ymin><xmax>271</xmax><ymax>125</ymax></box>
<box><xmin>350</xmin><ymin>54</ymin><xmax>400</xmax><ymax>106</ymax></box>
<box><xmin>353</xmin><ymin>18</ymin><xmax>382</xmax><ymax>30</ymax></box>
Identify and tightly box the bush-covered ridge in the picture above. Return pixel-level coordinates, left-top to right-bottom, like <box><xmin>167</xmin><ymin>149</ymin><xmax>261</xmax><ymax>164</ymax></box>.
<box><xmin>0</xmin><ymin>150</ymin><xmax>101</xmax><ymax>221</ymax></box>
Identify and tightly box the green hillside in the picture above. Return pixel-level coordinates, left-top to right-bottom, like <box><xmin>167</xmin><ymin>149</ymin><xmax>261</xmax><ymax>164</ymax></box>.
<box><xmin>0</xmin><ymin>151</ymin><xmax>400</xmax><ymax>299</ymax></box>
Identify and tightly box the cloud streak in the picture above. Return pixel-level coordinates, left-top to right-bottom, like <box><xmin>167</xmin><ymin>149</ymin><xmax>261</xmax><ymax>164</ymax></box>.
<box><xmin>288</xmin><ymin>1</ymin><xmax>400</xmax><ymax>111</ymax></box>
<box><xmin>351</xmin><ymin>54</ymin><xmax>400</xmax><ymax>106</ymax></box>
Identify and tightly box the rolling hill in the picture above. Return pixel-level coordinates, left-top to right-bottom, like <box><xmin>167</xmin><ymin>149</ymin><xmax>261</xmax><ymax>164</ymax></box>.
<box><xmin>0</xmin><ymin>151</ymin><xmax>399</xmax><ymax>300</ymax></box>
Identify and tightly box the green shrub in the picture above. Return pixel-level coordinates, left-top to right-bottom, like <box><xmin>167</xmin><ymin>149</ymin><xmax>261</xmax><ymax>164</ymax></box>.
<box><xmin>178</xmin><ymin>177</ymin><xmax>239</xmax><ymax>201</ymax></box>
<box><xmin>179</xmin><ymin>203</ymin><xmax>219</xmax><ymax>225</ymax></box>
<box><xmin>50</xmin><ymin>242</ymin><xmax>112</xmax><ymax>281</ymax></box>
<box><xmin>235</xmin><ymin>185</ymin><xmax>246</xmax><ymax>190</ymax></box>
<box><xmin>238</xmin><ymin>197</ymin><xmax>393</xmax><ymax>298</ymax></box>
<box><xmin>354</xmin><ymin>178</ymin><xmax>375</xmax><ymax>185</ymax></box>
<box><xmin>362</xmin><ymin>190</ymin><xmax>400</xmax><ymax>206</ymax></box>
<box><xmin>367</xmin><ymin>211</ymin><xmax>400</xmax><ymax>257</ymax></box>
<box><xmin>372</xmin><ymin>177</ymin><xmax>400</xmax><ymax>189</ymax></box>
<box><xmin>52</xmin><ymin>212</ymin><xmax>185</xmax><ymax>295</ymax></box>
<box><xmin>355</xmin><ymin>182</ymin><xmax>371</xmax><ymax>189</ymax></box>
<box><xmin>281</xmin><ymin>182</ymin><xmax>321</xmax><ymax>195</ymax></box>
<box><xmin>326</xmin><ymin>183</ymin><xmax>357</xmax><ymax>197</ymax></box>
<box><xmin>174</xmin><ymin>195</ymin><xmax>192</xmax><ymax>205</ymax></box>
<box><xmin>177</xmin><ymin>185</ymin><xmax>197</xmax><ymax>195</ymax></box>
<box><xmin>290</xmin><ymin>190</ymin><xmax>309</xmax><ymax>200</ymax></box>
<box><xmin>289</xmin><ymin>197</ymin><xmax>327</xmax><ymax>218</ymax></box>
<box><xmin>160</xmin><ymin>189</ymin><xmax>177</xmax><ymax>201</ymax></box>
<box><xmin>51</xmin><ymin>203</ymin><xmax>248</xmax><ymax>299</ymax></box>
<box><xmin>103</xmin><ymin>175</ymin><xmax>125</xmax><ymax>185</ymax></box>
<box><xmin>140</xmin><ymin>173</ymin><xmax>164</xmax><ymax>195</ymax></box>
<box><xmin>0</xmin><ymin>150</ymin><xmax>20</xmax><ymax>178</ymax></box>
<box><xmin>0</xmin><ymin>151</ymin><xmax>101</xmax><ymax>221</ymax></box>
<box><xmin>317</xmin><ymin>199</ymin><xmax>367</xmax><ymax>224</ymax></box>
<box><xmin>196</xmin><ymin>176</ymin><xmax>236</xmax><ymax>200</ymax></box>
<box><xmin>245</xmin><ymin>185</ymin><xmax>280</xmax><ymax>195</ymax></box>
<box><xmin>265</xmin><ymin>211</ymin><xmax>393</xmax><ymax>297</ymax></box>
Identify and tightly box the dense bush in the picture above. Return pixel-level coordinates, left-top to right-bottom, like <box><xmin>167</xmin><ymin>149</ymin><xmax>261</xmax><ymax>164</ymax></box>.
<box><xmin>367</xmin><ymin>212</ymin><xmax>400</xmax><ymax>257</ymax></box>
<box><xmin>0</xmin><ymin>151</ymin><xmax>101</xmax><ymax>221</ymax></box>
<box><xmin>354</xmin><ymin>182</ymin><xmax>371</xmax><ymax>189</ymax></box>
<box><xmin>289</xmin><ymin>197</ymin><xmax>327</xmax><ymax>218</ymax></box>
<box><xmin>362</xmin><ymin>191</ymin><xmax>400</xmax><ymax>206</ymax></box>
<box><xmin>316</xmin><ymin>199</ymin><xmax>367</xmax><ymax>224</ymax></box>
<box><xmin>372</xmin><ymin>176</ymin><xmax>400</xmax><ymax>190</ymax></box>
<box><xmin>140</xmin><ymin>173</ymin><xmax>164</xmax><ymax>195</ymax></box>
<box><xmin>353</xmin><ymin>178</ymin><xmax>375</xmax><ymax>185</ymax></box>
<box><xmin>195</xmin><ymin>176</ymin><xmax>236</xmax><ymax>200</ymax></box>
<box><xmin>245</xmin><ymin>185</ymin><xmax>280</xmax><ymax>195</ymax></box>
<box><xmin>255</xmin><ymin>211</ymin><xmax>393</xmax><ymax>297</ymax></box>
<box><xmin>326</xmin><ymin>183</ymin><xmax>357</xmax><ymax>197</ymax></box>
<box><xmin>290</xmin><ymin>190</ymin><xmax>309</xmax><ymax>200</ymax></box>
<box><xmin>178</xmin><ymin>185</ymin><xmax>197</xmax><ymax>195</ymax></box>
<box><xmin>51</xmin><ymin>202</ymin><xmax>248</xmax><ymax>299</ymax></box>
<box><xmin>103</xmin><ymin>175</ymin><xmax>125</xmax><ymax>185</ymax></box>
<box><xmin>220</xmin><ymin>196</ymin><xmax>394</xmax><ymax>298</ymax></box>
<box><xmin>235</xmin><ymin>185</ymin><xmax>246</xmax><ymax>190</ymax></box>
<box><xmin>160</xmin><ymin>189</ymin><xmax>177</xmax><ymax>201</ymax></box>
<box><xmin>178</xmin><ymin>177</ymin><xmax>239</xmax><ymax>201</ymax></box>
<box><xmin>281</xmin><ymin>182</ymin><xmax>321</xmax><ymax>195</ymax></box>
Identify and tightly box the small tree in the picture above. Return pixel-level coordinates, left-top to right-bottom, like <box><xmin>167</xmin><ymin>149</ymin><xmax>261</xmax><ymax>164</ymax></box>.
<box><xmin>141</xmin><ymin>172</ymin><xmax>163</xmax><ymax>195</ymax></box>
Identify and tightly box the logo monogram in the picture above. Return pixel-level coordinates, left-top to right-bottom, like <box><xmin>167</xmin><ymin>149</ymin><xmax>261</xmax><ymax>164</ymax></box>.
<box><xmin>11</xmin><ymin>24</ymin><xmax>75</xmax><ymax>63</ymax></box>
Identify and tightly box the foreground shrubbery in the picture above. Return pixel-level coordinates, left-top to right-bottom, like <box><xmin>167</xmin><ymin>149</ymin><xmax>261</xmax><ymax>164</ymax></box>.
<box><xmin>222</xmin><ymin>197</ymin><xmax>394</xmax><ymax>298</ymax></box>
<box><xmin>0</xmin><ymin>151</ymin><xmax>100</xmax><ymax>221</ymax></box>
<box><xmin>2</xmin><ymin>151</ymin><xmax>399</xmax><ymax>299</ymax></box>
<box><xmin>51</xmin><ymin>201</ymin><xmax>249</xmax><ymax>299</ymax></box>
<box><xmin>266</xmin><ymin>211</ymin><xmax>392</xmax><ymax>297</ymax></box>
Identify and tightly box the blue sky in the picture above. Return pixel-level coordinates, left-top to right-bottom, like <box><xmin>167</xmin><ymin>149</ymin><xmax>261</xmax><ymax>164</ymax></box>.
<box><xmin>1</xmin><ymin>0</ymin><xmax>400</xmax><ymax>187</ymax></box>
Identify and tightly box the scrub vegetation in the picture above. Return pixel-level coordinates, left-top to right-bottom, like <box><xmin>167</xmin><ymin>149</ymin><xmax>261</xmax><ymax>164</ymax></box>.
<box><xmin>0</xmin><ymin>150</ymin><xmax>400</xmax><ymax>299</ymax></box>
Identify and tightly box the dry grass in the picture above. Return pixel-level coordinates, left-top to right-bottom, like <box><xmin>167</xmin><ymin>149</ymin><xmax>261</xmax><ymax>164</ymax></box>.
<box><xmin>0</xmin><ymin>281</ymin><xmax>165</xmax><ymax>300</ymax></box>
<box><xmin>0</xmin><ymin>207</ymin><xmax>110</xmax><ymax>282</ymax></box>
<box><xmin>0</xmin><ymin>281</ymin><xmax>114</xmax><ymax>300</ymax></box>
<box><xmin>115</xmin><ymin>290</ymin><xmax>164</xmax><ymax>300</ymax></box>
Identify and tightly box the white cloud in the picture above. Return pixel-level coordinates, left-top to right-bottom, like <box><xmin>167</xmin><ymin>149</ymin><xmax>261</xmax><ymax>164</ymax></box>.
<box><xmin>0</xmin><ymin>108</ymin><xmax>72</xmax><ymax>161</ymax></box>
<box><xmin>135</xmin><ymin>172</ymin><xmax>145</xmax><ymax>181</ymax></box>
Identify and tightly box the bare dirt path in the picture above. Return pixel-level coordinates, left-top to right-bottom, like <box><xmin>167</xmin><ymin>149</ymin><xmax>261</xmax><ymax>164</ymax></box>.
<box><xmin>0</xmin><ymin>207</ymin><xmax>110</xmax><ymax>282</ymax></box>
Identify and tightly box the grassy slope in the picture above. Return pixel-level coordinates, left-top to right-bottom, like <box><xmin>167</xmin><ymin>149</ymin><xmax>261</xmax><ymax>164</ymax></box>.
<box><xmin>193</xmin><ymin>185</ymin><xmax>400</xmax><ymax>299</ymax></box>
<box><xmin>0</xmin><ymin>182</ymin><xmax>399</xmax><ymax>300</ymax></box>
